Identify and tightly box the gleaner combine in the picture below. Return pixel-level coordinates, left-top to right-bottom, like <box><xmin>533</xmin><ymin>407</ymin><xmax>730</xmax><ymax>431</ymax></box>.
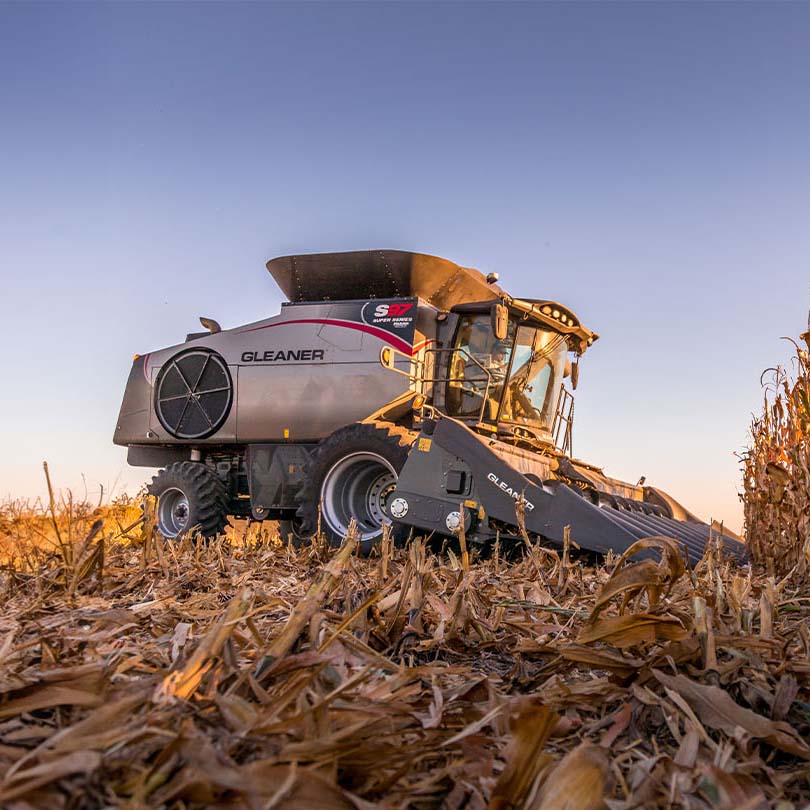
<box><xmin>114</xmin><ymin>250</ymin><xmax>741</xmax><ymax>562</ymax></box>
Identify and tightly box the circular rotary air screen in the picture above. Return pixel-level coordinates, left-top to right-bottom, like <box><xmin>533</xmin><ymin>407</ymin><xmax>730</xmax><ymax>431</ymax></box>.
<box><xmin>154</xmin><ymin>350</ymin><xmax>233</xmax><ymax>440</ymax></box>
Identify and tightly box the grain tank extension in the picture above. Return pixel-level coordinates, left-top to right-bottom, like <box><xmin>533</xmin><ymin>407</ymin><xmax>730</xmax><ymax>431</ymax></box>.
<box><xmin>114</xmin><ymin>250</ymin><xmax>743</xmax><ymax>562</ymax></box>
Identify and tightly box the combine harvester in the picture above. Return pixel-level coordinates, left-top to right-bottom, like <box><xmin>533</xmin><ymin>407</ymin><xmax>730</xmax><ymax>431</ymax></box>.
<box><xmin>114</xmin><ymin>250</ymin><xmax>742</xmax><ymax>562</ymax></box>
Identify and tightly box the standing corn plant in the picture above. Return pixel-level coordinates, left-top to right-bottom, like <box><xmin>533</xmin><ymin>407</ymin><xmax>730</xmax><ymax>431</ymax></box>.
<box><xmin>743</xmin><ymin>324</ymin><xmax>810</xmax><ymax>576</ymax></box>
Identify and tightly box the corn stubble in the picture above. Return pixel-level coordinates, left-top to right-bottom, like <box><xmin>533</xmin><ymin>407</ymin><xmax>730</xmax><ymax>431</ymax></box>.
<box><xmin>1</xmin><ymin>339</ymin><xmax>809</xmax><ymax>810</ymax></box>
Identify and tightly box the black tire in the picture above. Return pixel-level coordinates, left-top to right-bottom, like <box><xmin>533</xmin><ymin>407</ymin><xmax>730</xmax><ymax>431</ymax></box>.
<box><xmin>147</xmin><ymin>461</ymin><xmax>229</xmax><ymax>540</ymax></box>
<box><xmin>295</xmin><ymin>421</ymin><xmax>416</xmax><ymax>555</ymax></box>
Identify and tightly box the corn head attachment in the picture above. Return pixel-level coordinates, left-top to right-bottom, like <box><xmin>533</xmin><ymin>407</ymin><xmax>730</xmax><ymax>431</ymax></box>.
<box><xmin>392</xmin><ymin>414</ymin><xmax>743</xmax><ymax>564</ymax></box>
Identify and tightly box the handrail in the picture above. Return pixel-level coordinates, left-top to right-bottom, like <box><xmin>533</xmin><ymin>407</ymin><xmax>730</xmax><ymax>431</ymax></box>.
<box><xmin>425</xmin><ymin>347</ymin><xmax>495</xmax><ymax>425</ymax></box>
<box><xmin>380</xmin><ymin>345</ymin><xmax>495</xmax><ymax>425</ymax></box>
<box><xmin>552</xmin><ymin>383</ymin><xmax>574</xmax><ymax>455</ymax></box>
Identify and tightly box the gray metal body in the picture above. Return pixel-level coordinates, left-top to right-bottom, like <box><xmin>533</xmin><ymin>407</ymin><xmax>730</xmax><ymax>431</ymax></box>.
<box><xmin>115</xmin><ymin>296</ymin><xmax>435</xmax><ymax>448</ymax></box>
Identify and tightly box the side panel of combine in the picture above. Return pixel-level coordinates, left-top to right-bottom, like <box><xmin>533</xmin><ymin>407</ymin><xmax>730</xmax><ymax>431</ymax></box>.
<box><xmin>115</xmin><ymin>297</ymin><xmax>436</xmax><ymax>448</ymax></box>
<box><xmin>114</xmin><ymin>355</ymin><xmax>152</xmax><ymax>447</ymax></box>
<box><xmin>234</xmin><ymin>298</ymin><xmax>424</xmax><ymax>441</ymax></box>
<box><xmin>115</xmin><ymin>349</ymin><xmax>241</xmax><ymax>447</ymax></box>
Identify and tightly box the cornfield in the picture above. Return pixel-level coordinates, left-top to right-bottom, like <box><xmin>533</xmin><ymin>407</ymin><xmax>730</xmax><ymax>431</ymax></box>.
<box><xmin>743</xmin><ymin>328</ymin><xmax>810</xmax><ymax>577</ymax></box>
<box><xmin>0</xmin><ymin>331</ymin><xmax>809</xmax><ymax>809</ymax></box>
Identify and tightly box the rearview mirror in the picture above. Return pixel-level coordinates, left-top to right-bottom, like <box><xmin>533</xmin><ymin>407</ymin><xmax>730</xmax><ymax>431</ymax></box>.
<box><xmin>491</xmin><ymin>302</ymin><xmax>508</xmax><ymax>341</ymax></box>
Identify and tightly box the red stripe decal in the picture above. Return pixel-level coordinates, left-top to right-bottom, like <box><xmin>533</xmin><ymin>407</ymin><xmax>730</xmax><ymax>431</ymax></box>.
<box><xmin>241</xmin><ymin>318</ymin><xmax>421</xmax><ymax>356</ymax></box>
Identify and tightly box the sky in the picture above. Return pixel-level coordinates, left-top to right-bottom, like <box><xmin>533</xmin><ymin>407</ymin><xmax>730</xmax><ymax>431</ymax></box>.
<box><xmin>1</xmin><ymin>1</ymin><xmax>809</xmax><ymax>532</ymax></box>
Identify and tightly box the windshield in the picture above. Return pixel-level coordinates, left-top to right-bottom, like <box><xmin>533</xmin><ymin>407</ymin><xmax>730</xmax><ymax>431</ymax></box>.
<box><xmin>445</xmin><ymin>315</ymin><xmax>567</xmax><ymax>431</ymax></box>
<box><xmin>499</xmin><ymin>325</ymin><xmax>568</xmax><ymax>430</ymax></box>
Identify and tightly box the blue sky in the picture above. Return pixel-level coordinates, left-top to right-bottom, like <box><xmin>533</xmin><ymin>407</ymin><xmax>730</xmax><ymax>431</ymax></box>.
<box><xmin>1</xmin><ymin>2</ymin><xmax>808</xmax><ymax>530</ymax></box>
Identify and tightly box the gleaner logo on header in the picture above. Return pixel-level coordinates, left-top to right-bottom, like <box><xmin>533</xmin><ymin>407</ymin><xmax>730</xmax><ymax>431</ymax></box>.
<box><xmin>487</xmin><ymin>473</ymin><xmax>535</xmax><ymax>511</ymax></box>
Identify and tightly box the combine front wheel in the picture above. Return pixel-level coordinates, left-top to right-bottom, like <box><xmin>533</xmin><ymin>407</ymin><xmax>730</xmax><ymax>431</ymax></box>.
<box><xmin>296</xmin><ymin>422</ymin><xmax>415</xmax><ymax>554</ymax></box>
<box><xmin>147</xmin><ymin>461</ymin><xmax>228</xmax><ymax>540</ymax></box>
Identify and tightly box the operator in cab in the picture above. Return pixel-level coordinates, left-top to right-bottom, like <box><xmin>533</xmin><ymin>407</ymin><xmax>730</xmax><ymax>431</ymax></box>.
<box><xmin>447</xmin><ymin>317</ymin><xmax>515</xmax><ymax>420</ymax></box>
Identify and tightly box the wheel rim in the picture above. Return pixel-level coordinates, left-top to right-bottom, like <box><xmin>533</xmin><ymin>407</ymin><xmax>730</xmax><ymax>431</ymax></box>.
<box><xmin>157</xmin><ymin>487</ymin><xmax>190</xmax><ymax>538</ymax></box>
<box><xmin>321</xmin><ymin>452</ymin><xmax>398</xmax><ymax>542</ymax></box>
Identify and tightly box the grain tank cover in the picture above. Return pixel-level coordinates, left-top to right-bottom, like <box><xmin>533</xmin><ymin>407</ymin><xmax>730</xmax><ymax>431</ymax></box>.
<box><xmin>266</xmin><ymin>250</ymin><xmax>506</xmax><ymax>309</ymax></box>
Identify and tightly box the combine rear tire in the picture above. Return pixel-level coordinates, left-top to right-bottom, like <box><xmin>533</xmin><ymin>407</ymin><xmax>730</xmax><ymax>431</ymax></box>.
<box><xmin>148</xmin><ymin>461</ymin><xmax>229</xmax><ymax>540</ymax></box>
<box><xmin>296</xmin><ymin>422</ymin><xmax>415</xmax><ymax>554</ymax></box>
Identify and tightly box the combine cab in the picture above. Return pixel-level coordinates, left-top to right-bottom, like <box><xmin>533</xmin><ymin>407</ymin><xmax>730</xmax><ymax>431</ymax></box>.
<box><xmin>114</xmin><ymin>250</ymin><xmax>742</xmax><ymax>562</ymax></box>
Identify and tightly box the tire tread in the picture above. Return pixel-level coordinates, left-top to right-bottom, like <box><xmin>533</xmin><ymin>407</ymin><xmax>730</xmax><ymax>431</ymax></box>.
<box><xmin>147</xmin><ymin>461</ymin><xmax>229</xmax><ymax>539</ymax></box>
<box><xmin>294</xmin><ymin>421</ymin><xmax>417</xmax><ymax>549</ymax></box>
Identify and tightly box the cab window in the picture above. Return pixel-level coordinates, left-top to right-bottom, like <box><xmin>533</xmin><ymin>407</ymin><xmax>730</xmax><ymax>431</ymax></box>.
<box><xmin>446</xmin><ymin>314</ymin><xmax>515</xmax><ymax>421</ymax></box>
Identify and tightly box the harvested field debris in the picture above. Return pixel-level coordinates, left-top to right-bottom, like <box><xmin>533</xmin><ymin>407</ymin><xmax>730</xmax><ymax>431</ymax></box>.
<box><xmin>1</xmin><ymin>492</ymin><xmax>809</xmax><ymax>809</ymax></box>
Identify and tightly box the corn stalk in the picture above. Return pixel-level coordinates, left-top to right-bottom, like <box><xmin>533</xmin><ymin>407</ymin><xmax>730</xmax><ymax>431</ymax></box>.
<box><xmin>742</xmin><ymin>328</ymin><xmax>810</xmax><ymax>577</ymax></box>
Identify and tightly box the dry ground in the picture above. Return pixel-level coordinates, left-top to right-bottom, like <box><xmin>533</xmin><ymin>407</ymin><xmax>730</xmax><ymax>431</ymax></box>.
<box><xmin>0</xmin><ymin>495</ymin><xmax>809</xmax><ymax>810</ymax></box>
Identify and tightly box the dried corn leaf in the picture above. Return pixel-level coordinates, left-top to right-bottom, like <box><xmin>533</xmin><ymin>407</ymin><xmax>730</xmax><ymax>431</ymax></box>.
<box><xmin>488</xmin><ymin>702</ymin><xmax>557</xmax><ymax>810</ymax></box>
<box><xmin>526</xmin><ymin>742</ymin><xmax>609</xmax><ymax>810</ymax></box>
<box><xmin>0</xmin><ymin>751</ymin><xmax>101</xmax><ymax>802</ymax></box>
<box><xmin>654</xmin><ymin>670</ymin><xmax>810</xmax><ymax>759</ymax></box>
<box><xmin>578</xmin><ymin>613</ymin><xmax>688</xmax><ymax>648</ymax></box>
